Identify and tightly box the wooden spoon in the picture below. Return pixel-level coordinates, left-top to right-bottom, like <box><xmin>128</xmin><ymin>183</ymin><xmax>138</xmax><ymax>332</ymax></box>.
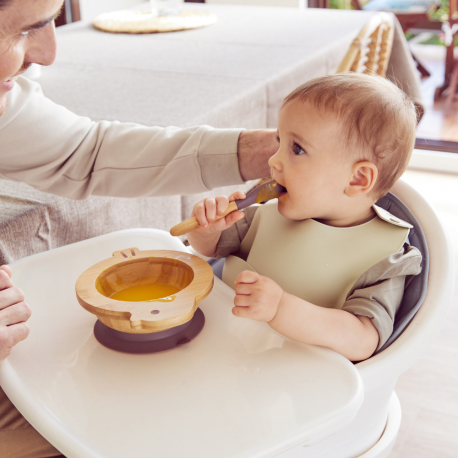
<box><xmin>170</xmin><ymin>180</ymin><xmax>286</xmax><ymax>237</ymax></box>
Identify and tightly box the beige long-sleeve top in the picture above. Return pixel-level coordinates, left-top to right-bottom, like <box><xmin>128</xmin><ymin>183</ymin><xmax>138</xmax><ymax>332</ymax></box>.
<box><xmin>0</xmin><ymin>77</ymin><xmax>245</xmax><ymax>199</ymax></box>
<box><xmin>215</xmin><ymin>206</ymin><xmax>423</xmax><ymax>351</ymax></box>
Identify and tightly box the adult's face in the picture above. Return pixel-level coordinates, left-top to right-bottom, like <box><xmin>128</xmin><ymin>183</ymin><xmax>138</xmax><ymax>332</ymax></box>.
<box><xmin>0</xmin><ymin>0</ymin><xmax>63</xmax><ymax>114</ymax></box>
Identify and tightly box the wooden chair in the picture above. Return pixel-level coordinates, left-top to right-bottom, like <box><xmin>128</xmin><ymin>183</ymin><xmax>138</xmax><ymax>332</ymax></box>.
<box><xmin>350</xmin><ymin>0</ymin><xmax>440</xmax><ymax>78</ymax></box>
<box><xmin>336</xmin><ymin>12</ymin><xmax>394</xmax><ymax>76</ymax></box>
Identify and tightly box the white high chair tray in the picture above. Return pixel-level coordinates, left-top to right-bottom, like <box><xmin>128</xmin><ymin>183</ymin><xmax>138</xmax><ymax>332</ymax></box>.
<box><xmin>0</xmin><ymin>229</ymin><xmax>364</xmax><ymax>458</ymax></box>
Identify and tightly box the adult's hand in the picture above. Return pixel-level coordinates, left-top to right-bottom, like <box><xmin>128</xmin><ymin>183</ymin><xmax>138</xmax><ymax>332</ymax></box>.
<box><xmin>0</xmin><ymin>266</ymin><xmax>31</xmax><ymax>363</ymax></box>
<box><xmin>237</xmin><ymin>130</ymin><xmax>278</xmax><ymax>181</ymax></box>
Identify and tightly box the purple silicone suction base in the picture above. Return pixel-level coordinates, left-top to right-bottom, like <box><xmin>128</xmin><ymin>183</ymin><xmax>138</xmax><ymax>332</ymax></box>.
<box><xmin>94</xmin><ymin>308</ymin><xmax>205</xmax><ymax>354</ymax></box>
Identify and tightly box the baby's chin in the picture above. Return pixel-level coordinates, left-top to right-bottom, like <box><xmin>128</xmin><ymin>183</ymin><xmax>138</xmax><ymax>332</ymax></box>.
<box><xmin>277</xmin><ymin>198</ymin><xmax>310</xmax><ymax>221</ymax></box>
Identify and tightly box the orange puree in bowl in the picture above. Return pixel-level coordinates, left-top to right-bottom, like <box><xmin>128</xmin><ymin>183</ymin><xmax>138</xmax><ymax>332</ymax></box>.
<box><xmin>110</xmin><ymin>284</ymin><xmax>180</xmax><ymax>302</ymax></box>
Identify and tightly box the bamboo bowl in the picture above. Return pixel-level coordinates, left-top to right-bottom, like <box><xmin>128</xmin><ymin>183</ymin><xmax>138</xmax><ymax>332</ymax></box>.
<box><xmin>75</xmin><ymin>248</ymin><xmax>214</xmax><ymax>334</ymax></box>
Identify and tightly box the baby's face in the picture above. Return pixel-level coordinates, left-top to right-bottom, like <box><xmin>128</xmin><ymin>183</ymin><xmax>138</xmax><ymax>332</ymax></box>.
<box><xmin>269</xmin><ymin>99</ymin><xmax>355</xmax><ymax>222</ymax></box>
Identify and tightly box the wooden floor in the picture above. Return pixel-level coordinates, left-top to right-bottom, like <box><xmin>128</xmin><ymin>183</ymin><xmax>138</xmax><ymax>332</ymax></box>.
<box><xmin>388</xmin><ymin>169</ymin><xmax>458</xmax><ymax>457</ymax></box>
<box><xmin>413</xmin><ymin>43</ymin><xmax>458</xmax><ymax>142</ymax></box>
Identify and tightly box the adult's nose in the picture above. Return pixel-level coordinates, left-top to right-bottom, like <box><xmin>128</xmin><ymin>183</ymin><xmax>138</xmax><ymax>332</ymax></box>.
<box><xmin>24</xmin><ymin>22</ymin><xmax>57</xmax><ymax>67</ymax></box>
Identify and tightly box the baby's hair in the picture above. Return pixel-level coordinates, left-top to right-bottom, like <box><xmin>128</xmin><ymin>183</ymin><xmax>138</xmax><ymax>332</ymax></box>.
<box><xmin>283</xmin><ymin>73</ymin><xmax>417</xmax><ymax>200</ymax></box>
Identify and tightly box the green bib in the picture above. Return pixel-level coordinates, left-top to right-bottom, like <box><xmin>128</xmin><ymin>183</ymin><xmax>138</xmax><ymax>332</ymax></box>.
<box><xmin>222</xmin><ymin>201</ymin><xmax>411</xmax><ymax>309</ymax></box>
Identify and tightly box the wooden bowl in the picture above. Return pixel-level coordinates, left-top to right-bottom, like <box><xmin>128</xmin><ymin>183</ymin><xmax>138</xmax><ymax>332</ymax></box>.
<box><xmin>75</xmin><ymin>248</ymin><xmax>214</xmax><ymax>334</ymax></box>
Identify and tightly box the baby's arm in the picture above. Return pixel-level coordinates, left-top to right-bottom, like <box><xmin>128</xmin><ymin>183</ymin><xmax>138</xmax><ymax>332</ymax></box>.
<box><xmin>187</xmin><ymin>191</ymin><xmax>247</xmax><ymax>257</ymax></box>
<box><xmin>270</xmin><ymin>291</ymin><xmax>379</xmax><ymax>361</ymax></box>
<box><xmin>233</xmin><ymin>271</ymin><xmax>379</xmax><ymax>362</ymax></box>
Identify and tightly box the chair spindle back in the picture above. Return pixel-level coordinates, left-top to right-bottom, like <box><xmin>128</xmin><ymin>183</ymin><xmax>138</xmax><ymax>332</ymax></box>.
<box><xmin>337</xmin><ymin>13</ymin><xmax>394</xmax><ymax>77</ymax></box>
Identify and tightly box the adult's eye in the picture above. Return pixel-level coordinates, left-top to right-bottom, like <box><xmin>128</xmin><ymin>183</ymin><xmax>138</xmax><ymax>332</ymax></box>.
<box><xmin>16</xmin><ymin>31</ymin><xmax>28</xmax><ymax>41</ymax></box>
<box><xmin>293</xmin><ymin>142</ymin><xmax>306</xmax><ymax>155</ymax></box>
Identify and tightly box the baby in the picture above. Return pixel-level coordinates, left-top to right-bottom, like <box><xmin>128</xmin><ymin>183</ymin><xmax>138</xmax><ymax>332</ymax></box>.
<box><xmin>187</xmin><ymin>73</ymin><xmax>422</xmax><ymax>362</ymax></box>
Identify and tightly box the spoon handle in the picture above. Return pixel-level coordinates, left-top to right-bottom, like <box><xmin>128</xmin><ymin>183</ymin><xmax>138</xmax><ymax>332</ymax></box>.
<box><xmin>170</xmin><ymin>201</ymin><xmax>238</xmax><ymax>237</ymax></box>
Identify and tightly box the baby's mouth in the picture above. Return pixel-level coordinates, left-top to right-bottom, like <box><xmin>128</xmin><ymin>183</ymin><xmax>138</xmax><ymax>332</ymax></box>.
<box><xmin>274</xmin><ymin>182</ymin><xmax>287</xmax><ymax>196</ymax></box>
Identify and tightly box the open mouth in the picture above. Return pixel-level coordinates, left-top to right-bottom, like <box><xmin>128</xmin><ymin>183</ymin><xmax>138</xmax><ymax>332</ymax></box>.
<box><xmin>275</xmin><ymin>182</ymin><xmax>287</xmax><ymax>196</ymax></box>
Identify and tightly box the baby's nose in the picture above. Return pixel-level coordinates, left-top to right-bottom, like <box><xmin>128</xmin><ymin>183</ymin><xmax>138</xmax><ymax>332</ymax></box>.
<box><xmin>268</xmin><ymin>152</ymin><xmax>282</xmax><ymax>171</ymax></box>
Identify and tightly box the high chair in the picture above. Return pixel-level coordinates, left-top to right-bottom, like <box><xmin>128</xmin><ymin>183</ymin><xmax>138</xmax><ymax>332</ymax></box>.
<box><xmin>340</xmin><ymin>179</ymin><xmax>453</xmax><ymax>458</ymax></box>
<box><xmin>204</xmin><ymin>16</ymin><xmax>448</xmax><ymax>456</ymax></box>
<box><xmin>207</xmin><ymin>179</ymin><xmax>453</xmax><ymax>457</ymax></box>
<box><xmin>0</xmin><ymin>180</ymin><xmax>452</xmax><ymax>458</ymax></box>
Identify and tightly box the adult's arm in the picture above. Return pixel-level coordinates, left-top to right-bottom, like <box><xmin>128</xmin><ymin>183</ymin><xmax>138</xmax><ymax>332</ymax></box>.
<box><xmin>0</xmin><ymin>77</ymin><xmax>276</xmax><ymax>199</ymax></box>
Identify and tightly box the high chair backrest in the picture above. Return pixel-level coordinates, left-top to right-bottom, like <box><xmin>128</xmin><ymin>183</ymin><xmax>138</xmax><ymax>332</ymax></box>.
<box><xmin>374</xmin><ymin>191</ymin><xmax>429</xmax><ymax>353</ymax></box>
<box><xmin>356</xmin><ymin>180</ymin><xmax>454</xmax><ymax>390</ymax></box>
<box><xmin>336</xmin><ymin>12</ymin><xmax>394</xmax><ymax>77</ymax></box>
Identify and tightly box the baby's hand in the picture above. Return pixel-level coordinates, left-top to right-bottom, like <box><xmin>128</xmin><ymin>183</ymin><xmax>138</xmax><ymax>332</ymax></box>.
<box><xmin>232</xmin><ymin>271</ymin><xmax>284</xmax><ymax>322</ymax></box>
<box><xmin>192</xmin><ymin>191</ymin><xmax>246</xmax><ymax>235</ymax></box>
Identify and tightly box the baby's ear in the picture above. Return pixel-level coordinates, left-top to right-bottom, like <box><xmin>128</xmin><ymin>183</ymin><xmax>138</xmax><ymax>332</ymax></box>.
<box><xmin>345</xmin><ymin>161</ymin><xmax>378</xmax><ymax>197</ymax></box>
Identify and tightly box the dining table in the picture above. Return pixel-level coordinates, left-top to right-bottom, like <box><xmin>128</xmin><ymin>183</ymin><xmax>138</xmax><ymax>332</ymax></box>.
<box><xmin>0</xmin><ymin>2</ymin><xmax>423</xmax><ymax>266</ymax></box>
<box><xmin>42</xmin><ymin>2</ymin><xmax>423</xmax><ymax>129</ymax></box>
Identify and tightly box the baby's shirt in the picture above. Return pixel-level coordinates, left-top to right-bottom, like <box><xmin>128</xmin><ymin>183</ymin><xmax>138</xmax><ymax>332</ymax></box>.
<box><xmin>214</xmin><ymin>205</ymin><xmax>422</xmax><ymax>352</ymax></box>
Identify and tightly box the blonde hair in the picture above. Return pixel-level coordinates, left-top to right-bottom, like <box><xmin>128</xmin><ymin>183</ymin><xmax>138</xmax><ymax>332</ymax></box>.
<box><xmin>283</xmin><ymin>73</ymin><xmax>417</xmax><ymax>200</ymax></box>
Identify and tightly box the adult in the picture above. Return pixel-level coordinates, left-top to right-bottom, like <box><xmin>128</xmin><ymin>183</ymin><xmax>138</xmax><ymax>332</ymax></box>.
<box><xmin>0</xmin><ymin>0</ymin><xmax>277</xmax><ymax>456</ymax></box>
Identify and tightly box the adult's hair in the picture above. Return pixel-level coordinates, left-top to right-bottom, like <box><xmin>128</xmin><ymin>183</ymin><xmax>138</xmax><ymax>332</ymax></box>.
<box><xmin>0</xmin><ymin>0</ymin><xmax>12</xmax><ymax>9</ymax></box>
<box><xmin>283</xmin><ymin>73</ymin><xmax>417</xmax><ymax>200</ymax></box>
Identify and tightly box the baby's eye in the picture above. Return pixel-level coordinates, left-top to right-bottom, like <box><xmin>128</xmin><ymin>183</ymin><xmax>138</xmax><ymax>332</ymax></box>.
<box><xmin>293</xmin><ymin>142</ymin><xmax>306</xmax><ymax>155</ymax></box>
<box><xmin>275</xmin><ymin>134</ymin><xmax>280</xmax><ymax>143</ymax></box>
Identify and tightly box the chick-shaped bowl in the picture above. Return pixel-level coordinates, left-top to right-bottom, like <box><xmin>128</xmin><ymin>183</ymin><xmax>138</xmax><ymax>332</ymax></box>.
<box><xmin>75</xmin><ymin>248</ymin><xmax>214</xmax><ymax>333</ymax></box>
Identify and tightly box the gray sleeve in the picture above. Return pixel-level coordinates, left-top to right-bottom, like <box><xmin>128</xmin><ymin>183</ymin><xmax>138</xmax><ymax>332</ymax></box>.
<box><xmin>342</xmin><ymin>244</ymin><xmax>422</xmax><ymax>351</ymax></box>
<box><xmin>214</xmin><ymin>206</ymin><xmax>259</xmax><ymax>258</ymax></box>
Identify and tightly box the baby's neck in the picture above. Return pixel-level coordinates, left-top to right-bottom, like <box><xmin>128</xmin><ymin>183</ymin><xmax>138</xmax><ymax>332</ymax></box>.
<box><xmin>315</xmin><ymin>206</ymin><xmax>376</xmax><ymax>228</ymax></box>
